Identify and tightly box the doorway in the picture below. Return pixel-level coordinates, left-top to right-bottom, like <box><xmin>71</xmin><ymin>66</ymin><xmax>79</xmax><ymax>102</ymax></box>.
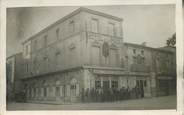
<box><xmin>136</xmin><ymin>80</ymin><xmax>144</xmax><ymax>98</ymax></box>
<box><xmin>103</xmin><ymin>81</ymin><xmax>110</xmax><ymax>90</ymax></box>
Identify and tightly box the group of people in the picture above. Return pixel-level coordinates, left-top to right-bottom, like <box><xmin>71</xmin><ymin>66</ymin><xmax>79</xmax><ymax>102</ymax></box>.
<box><xmin>81</xmin><ymin>86</ymin><xmax>144</xmax><ymax>102</ymax></box>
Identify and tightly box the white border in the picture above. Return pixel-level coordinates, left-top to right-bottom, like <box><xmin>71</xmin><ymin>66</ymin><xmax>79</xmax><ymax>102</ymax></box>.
<box><xmin>0</xmin><ymin>0</ymin><xmax>183</xmax><ymax>115</ymax></box>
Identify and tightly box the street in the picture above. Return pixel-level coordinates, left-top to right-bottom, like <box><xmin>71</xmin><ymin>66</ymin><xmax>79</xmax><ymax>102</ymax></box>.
<box><xmin>7</xmin><ymin>95</ymin><xmax>176</xmax><ymax>110</ymax></box>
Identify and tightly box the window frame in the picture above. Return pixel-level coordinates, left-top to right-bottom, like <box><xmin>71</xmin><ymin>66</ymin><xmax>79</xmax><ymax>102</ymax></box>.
<box><xmin>91</xmin><ymin>18</ymin><xmax>99</xmax><ymax>33</ymax></box>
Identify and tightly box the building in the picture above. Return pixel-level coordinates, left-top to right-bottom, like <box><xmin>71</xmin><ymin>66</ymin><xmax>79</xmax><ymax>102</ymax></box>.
<box><xmin>15</xmin><ymin>7</ymin><xmax>175</xmax><ymax>103</ymax></box>
<box><xmin>124</xmin><ymin>43</ymin><xmax>176</xmax><ymax>97</ymax></box>
<box><xmin>6</xmin><ymin>53</ymin><xmax>24</xmax><ymax>102</ymax></box>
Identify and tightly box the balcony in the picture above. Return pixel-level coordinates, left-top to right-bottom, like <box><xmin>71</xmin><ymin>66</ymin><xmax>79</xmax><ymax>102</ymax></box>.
<box><xmin>86</xmin><ymin>31</ymin><xmax>123</xmax><ymax>43</ymax></box>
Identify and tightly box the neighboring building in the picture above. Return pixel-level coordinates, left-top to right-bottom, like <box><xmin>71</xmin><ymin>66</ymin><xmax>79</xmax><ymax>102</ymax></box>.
<box><xmin>6</xmin><ymin>53</ymin><xmax>24</xmax><ymax>102</ymax></box>
<box><xmin>124</xmin><ymin>43</ymin><xmax>176</xmax><ymax>97</ymax></box>
<box><xmin>16</xmin><ymin>7</ymin><xmax>176</xmax><ymax>103</ymax></box>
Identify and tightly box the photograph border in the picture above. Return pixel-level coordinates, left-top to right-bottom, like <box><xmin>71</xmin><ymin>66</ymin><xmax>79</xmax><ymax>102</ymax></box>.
<box><xmin>0</xmin><ymin>0</ymin><xmax>183</xmax><ymax>115</ymax></box>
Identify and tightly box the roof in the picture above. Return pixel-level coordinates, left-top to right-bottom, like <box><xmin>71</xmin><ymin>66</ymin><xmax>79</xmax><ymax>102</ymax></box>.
<box><xmin>6</xmin><ymin>52</ymin><xmax>23</xmax><ymax>60</ymax></box>
<box><xmin>124</xmin><ymin>42</ymin><xmax>175</xmax><ymax>53</ymax></box>
<box><xmin>22</xmin><ymin>7</ymin><xmax>123</xmax><ymax>44</ymax></box>
<box><xmin>157</xmin><ymin>46</ymin><xmax>176</xmax><ymax>52</ymax></box>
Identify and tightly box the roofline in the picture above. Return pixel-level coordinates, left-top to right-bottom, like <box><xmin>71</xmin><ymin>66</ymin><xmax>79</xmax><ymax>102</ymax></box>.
<box><xmin>124</xmin><ymin>42</ymin><xmax>175</xmax><ymax>53</ymax></box>
<box><xmin>22</xmin><ymin>7</ymin><xmax>123</xmax><ymax>44</ymax></box>
<box><xmin>6</xmin><ymin>52</ymin><xmax>23</xmax><ymax>60</ymax></box>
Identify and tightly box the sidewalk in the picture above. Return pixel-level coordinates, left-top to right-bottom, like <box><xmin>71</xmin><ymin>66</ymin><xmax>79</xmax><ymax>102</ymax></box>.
<box><xmin>7</xmin><ymin>95</ymin><xmax>176</xmax><ymax>110</ymax></box>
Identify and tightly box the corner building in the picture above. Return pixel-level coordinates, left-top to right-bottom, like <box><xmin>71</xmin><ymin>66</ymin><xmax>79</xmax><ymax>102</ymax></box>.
<box><xmin>21</xmin><ymin>7</ymin><xmax>176</xmax><ymax>103</ymax></box>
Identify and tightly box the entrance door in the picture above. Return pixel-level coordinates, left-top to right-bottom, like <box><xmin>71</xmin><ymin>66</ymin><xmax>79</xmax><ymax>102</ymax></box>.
<box><xmin>103</xmin><ymin>81</ymin><xmax>110</xmax><ymax>90</ymax></box>
<box><xmin>136</xmin><ymin>80</ymin><xmax>144</xmax><ymax>98</ymax></box>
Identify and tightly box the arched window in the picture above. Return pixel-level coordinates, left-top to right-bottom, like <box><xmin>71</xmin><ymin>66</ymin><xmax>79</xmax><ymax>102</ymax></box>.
<box><xmin>55</xmin><ymin>79</ymin><xmax>61</xmax><ymax>97</ymax></box>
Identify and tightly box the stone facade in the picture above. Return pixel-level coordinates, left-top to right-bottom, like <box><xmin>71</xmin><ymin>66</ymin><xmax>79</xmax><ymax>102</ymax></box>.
<box><xmin>11</xmin><ymin>7</ymin><xmax>176</xmax><ymax>103</ymax></box>
<box><xmin>6</xmin><ymin>53</ymin><xmax>24</xmax><ymax>101</ymax></box>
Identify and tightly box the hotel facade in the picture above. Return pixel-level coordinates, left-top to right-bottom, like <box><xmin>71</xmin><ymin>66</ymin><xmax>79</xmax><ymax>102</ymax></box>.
<box><xmin>16</xmin><ymin>7</ymin><xmax>176</xmax><ymax>103</ymax></box>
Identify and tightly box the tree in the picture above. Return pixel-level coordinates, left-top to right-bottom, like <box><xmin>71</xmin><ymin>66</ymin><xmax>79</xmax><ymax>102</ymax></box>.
<box><xmin>166</xmin><ymin>33</ymin><xmax>176</xmax><ymax>47</ymax></box>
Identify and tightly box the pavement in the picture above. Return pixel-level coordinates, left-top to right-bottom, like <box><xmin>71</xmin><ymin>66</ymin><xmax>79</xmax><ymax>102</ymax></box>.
<box><xmin>7</xmin><ymin>95</ymin><xmax>176</xmax><ymax>110</ymax></box>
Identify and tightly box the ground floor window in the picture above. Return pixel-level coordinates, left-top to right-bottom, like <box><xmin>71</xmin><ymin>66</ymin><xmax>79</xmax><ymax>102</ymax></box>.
<box><xmin>71</xmin><ymin>84</ymin><xmax>76</xmax><ymax>96</ymax></box>
<box><xmin>38</xmin><ymin>88</ymin><xmax>41</xmax><ymax>97</ymax></box>
<box><xmin>33</xmin><ymin>88</ymin><xmax>36</xmax><ymax>97</ymax></box>
<box><xmin>44</xmin><ymin>87</ymin><xmax>47</xmax><ymax>97</ymax></box>
<box><xmin>144</xmin><ymin>80</ymin><xmax>147</xmax><ymax>87</ymax></box>
<box><xmin>55</xmin><ymin>86</ymin><xmax>60</xmax><ymax>97</ymax></box>
<box><xmin>95</xmin><ymin>81</ymin><xmax>101</xmax><ymax>89</ymax></box>
<box><xmin>158</xmin><ymin>80</ymin><xmax>169</xmax><ymax>95</ymax></box>
<box><xmin>111</xmin><ymin>81</ymin><xmax>118</xmax><ymax>89</ymax></box>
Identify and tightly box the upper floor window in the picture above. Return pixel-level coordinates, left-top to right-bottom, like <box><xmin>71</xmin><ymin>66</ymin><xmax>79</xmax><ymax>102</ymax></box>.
<box><xmin>133</xmin><ymin>49</ymin><xmax>136</xmax><ymax>54</ymax></box>
<box><xmin>141</xmin><ymin>50</ymin><xmax>144</xmax><ymax>55</ymax></box>
<box><xmin>133</xmin><ymin>56</ymin><xmax>136</xmax><ymax>64</ymax></box>
<box><xmin>43</xmin><ymin>35</ymin><xmax>48</xmax><ymax>47</ymax></box>
<box><xmin>25</xmin><ymin>45</ymin><xmax>29</xmax><ymax>56</ymax></box>
<box><xmin>69</xmin><ymin>20</ymin><xmax>75</xmax><ymax>33</ymax></box>
<box><xmin>56</xmin><ymin>28</ymin><xmax>60</xmax><ymax>39</ymax></box>
<box><xmin>34</xmin><ymin>40</ymin><xmax>37</xmax><ymax>51</ymax></box>
<box><xmin>24</xmin><ymin>43</ymin><xmax>31</xmax><ymax>58</ymax></box>
<box><xmin>108</xmin><ymin>23</ymin><xmax>116</xmax><ymax>36</ymax></box>
<box><xmin>91</xmin><ymin>46</ymin><xmax>100</xmax><ymax>66</ymax></box>
<box><xmin>91</xmin><ymin>18</ymin><xmax>99</xmax><ymax>33</ymax></box>
<box><xmin>26</xmin><ymin>63</ymin><xmax>29</xmax><ymax>72</ymax></box>
<box><xmin>109</xmin><ymin>49</ymin><xmax>118</xmax><ymax>67</ymax></box>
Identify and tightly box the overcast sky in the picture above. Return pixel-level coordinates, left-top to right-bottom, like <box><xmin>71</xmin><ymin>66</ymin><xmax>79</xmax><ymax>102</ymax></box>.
<box><xmin>7</xmin><ymin>5</ymin><xmax>175</xmax><ymax>57</ymax></box>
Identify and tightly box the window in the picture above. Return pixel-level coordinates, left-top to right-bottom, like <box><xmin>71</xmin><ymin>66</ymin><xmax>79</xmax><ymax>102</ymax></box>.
<box><xmin>25</xmin><ymin>45</ymin><xmax>28</xmax><ymax>55</ymax></box>
<box><xmin>108</xmin><ymin>23</ymin><xmax>116</xmax><ymax>36</ymax></box>
<box><xmin>111</xmin><ymin>81</ymin><xmax>118</xmax><ymax>89</ymax></box>
<box><xmin>38</xmin><ymin>88</ymin><xmax>41</xmax><ymax>97</ymax></box>
<box><xmin>137</xmin><ymin>55</ymin><xmax>142</xmax><ymax>64</ymax></box>
<box><xmin>141</xmin><ymin>50</ymin><xmax>144</xmax><ymax>55</ymax></box>
<box><xmin>103</xmin><ymin>81</ymin><xmax>110</xmax><ymax>89</ymax></box>
<box><xmin>91</xmin><ymin>18</ymin><xmax>99</xmax><ymax>33</ymax></box>
<box><xmin>55</xmin><ymin>86</ymin><xmax>60</xmax><ymax>97</ymax></box>
<box><xmin>144</xmin><ymin>80</ymin><xmax>147</xmax><ymax>87</ymax></box>
<box><xmin>70</xmin><ymin>85</ymin><xmax>76</xmax><ymax>89</ymax></box>
<box><xmin>109</xmin><ymin>49</ymin><xmax>118</xmax><ymax>67</ymax></box>
<box><xmin>44</xmin><ymin>87</ymin><xmax>47</xmax><ymax>97</ymax></box>
<box><xmin>95</xmin><ymin>81</ymin><xmax>101</xmax><ymax>89</ymax></box>
<box><xmin>92</xmin><ymin>46</ymin><xmax>100</xmax><ymax>65</ymax></box>
<box><xmin>136</xmin><ymin>80</ymin><xmax>140</xmax><ymax>87</ymax></box>
<box><xmin>34</xmin><ymin>40</ymin><xmax>37</xmax><ymax>51</ymax></box>
<box><xmin>56</xmin><ymin>28</ymin><xmax>60</xmax><ymax>39</ymax></box>
<box><xmin>133</xmin><ymin>56</ymin><xmax>136</xmax><ymax>64</ymax></box>
<box><xmin>26</xmin><ymin>63</ymin><xmax>29</xmax><ymax>72</ymax></box>
<box><xmin>24</xmin><ymin>43</ymin><xmax>31</xmax><ymax>58</ymax></box>
<box><xmin>133</xmin><ymin>49</ymin><xmax>136</xmax><ymax>54</ymax></box>
<box><xmin>141</xmin><ymin>57</ymin><xmax>145</xmax><ymax>64</ymax></box>
<box><xmin>71</xmin><ymin>84</ymin><xmax>78</xmax><ymax>96</ymax></box>
<box><xmin>34</xmin><ymin>88</ymin><xmax>36</xmax><ymax>97</ymax></box>
<box><xmin>69</xmin><ymin>20</ymin><xmax>75</xmax><ymax>33</ymax></box>
<box><xmin>33</xmin><ymin>57</ymin><xmax>37</xmax><ymax>69</ymax></box>
<box><xmin>43</xmin><ymin>35</ymin><xmax>48</xmax><ymax>47</ymax></box>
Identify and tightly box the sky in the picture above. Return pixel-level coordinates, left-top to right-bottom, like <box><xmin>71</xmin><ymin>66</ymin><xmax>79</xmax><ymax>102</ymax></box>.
<box><xmin>7</xmin><ymin>5</ymin><xmax>175</xmax><ymax>57</ymax></box>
